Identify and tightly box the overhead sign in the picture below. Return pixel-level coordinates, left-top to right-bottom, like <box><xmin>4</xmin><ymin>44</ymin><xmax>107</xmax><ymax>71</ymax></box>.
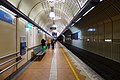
<box><xmin>0</xmin><ymin>10</ymin><xmax>15</xmax><ymax>24</ymax></box>
<box><xmin>52</xmin><ymin>32</ymin><xmax>57</xmax><ymax>37</ymax></box>
<box><xmin>50</xmin><ymin>27</ymin><xmax>56</xmax><ymax>30</ymax></box>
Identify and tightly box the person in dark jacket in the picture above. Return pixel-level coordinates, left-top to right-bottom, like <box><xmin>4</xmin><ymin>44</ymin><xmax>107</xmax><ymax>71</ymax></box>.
<box><xmin>41</xmin><ymin>39</ymin><xmax>46</xmax><ymax>48</ymax></box>
<box><xmin>51</xmin><ymin>39</ymin><xmax>55</xmax><ymax>49</ymax></box>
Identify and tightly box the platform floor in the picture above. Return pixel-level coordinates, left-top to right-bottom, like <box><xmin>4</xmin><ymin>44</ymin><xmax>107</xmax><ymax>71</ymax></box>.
<box><xmin>15</xmin><ymin>42</ymin><xmax>91</xmax><ymax>80</ymax></box>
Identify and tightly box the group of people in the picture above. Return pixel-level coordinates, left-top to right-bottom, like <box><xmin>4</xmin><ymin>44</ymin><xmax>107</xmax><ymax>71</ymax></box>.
<box><xmin>41</xmin><ymin>38</ymin><xmax>55</xmax><ymax>50</ymax></box>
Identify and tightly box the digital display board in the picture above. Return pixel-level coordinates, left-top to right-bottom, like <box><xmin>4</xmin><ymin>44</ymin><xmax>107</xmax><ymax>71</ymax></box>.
<box><xmin>52</xmin><ymin>32</ymin><xmax>57</xmax><ymax>37</ymax></box>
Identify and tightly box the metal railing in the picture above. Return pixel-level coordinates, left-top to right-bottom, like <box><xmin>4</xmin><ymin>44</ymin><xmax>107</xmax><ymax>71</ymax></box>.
<box><xmin>0</xmin><ymin>51</ymin><xmax>19</xmax><ymax>60</ymax></box>
<box><xmin>0</xmin><ymin>55</ymin><xmax>21</xmax><ymax>66</ymax></box>
<box><xmin>0</xmin><ymin>59</ymin><xmax>24</xmax><ymax>74</ymax></box>
<box><xmin>0</xmin><ymin>44</ymin><xmax>41</xmax><ymax>74</ymax></box>
<box><xmin>0</xmin><ymin>51</ymin><xmax>21</xmax><ymax>74</ymax></box>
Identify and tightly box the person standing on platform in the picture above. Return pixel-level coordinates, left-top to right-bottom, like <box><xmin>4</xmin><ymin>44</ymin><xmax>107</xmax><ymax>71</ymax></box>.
<box><xmin>51</xmin><ymin>39</ymin><xmax>55</xmax><ymax>49</ymax></box>
<box><xmin>47</xmin><ymin>38</ymin><xmax>51</xmax><ymax>49</ymax></box>
<box><xmin>41</xmin><ymin>39</ymin><xmax>46</xmax><ymax>48</ymax></box>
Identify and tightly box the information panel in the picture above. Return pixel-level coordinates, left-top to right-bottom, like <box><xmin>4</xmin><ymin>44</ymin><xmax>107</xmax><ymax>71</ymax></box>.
<box><xmin>52</xmin><ymin>32</ymin><xmax>57</xmax><ymax>38</ymax></box>
<box><xmin>0</xmin><ymin>10</ymin><xmax>15</xmax><ymax>24</ymax></box>
<box><xmin>20</xmin><ymin>37</ymin><xmax>26</xmax><ymax>55</ymax></box>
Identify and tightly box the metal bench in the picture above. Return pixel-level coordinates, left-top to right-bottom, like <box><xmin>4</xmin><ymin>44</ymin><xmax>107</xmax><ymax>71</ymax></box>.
<box><xmin>33</xmin><ymin>45</ymin><xmax>46</xmax><ymax>56</ymax></box>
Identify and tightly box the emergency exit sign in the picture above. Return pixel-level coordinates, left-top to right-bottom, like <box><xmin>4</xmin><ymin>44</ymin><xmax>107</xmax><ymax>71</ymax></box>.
<box><xmin>27</xmin><ymin>22</ymin><xmax>33</xmax><ymax>29</ymax></box>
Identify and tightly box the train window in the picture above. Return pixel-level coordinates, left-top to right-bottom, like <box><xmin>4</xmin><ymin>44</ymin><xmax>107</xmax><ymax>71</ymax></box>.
<box><xmin>71</xmin><ymin>32</ymin><xmax>78</xmax><ymax>40</ymax></box>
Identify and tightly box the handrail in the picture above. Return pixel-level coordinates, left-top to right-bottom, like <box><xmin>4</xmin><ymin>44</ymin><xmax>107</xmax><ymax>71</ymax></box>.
<box><xmin>0</xmin><ymin>44</ymin><xmax>42</xmax><ymax>74</ymax></box>
<box><xmin>0</xmin><ymin>58</ymin><xmax>24</xmax><ymax>74</ymax></box>
<box><xmin>0</xmin><ymin>44</ymin><xmax>42</xmax><ymax>60</ymax></box>
<box><xmin>0</xmin><ymin>45</ymin><xmax>41</xmax><ymax>60</ymax></box>
<box><xmin>0</xmin><ymin>55</ymin><xmax>21</xmax><ymax>66</ymax></box>
<box><xmin>0</xmin><ymin>51</ymin><xmax>19</xmax><ymax>60</ymax></box>
<box><xmin>0</xmin><ymin>44</ymin><xmax>41</xmax><ymax>60</ymax></box>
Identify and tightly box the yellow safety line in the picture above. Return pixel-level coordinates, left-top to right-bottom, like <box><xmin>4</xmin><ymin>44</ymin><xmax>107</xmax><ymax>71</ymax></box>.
<box><xmin>61</xmin><ymin>48</ymin><xmax>80</xmax><ymax>80</ymax></box>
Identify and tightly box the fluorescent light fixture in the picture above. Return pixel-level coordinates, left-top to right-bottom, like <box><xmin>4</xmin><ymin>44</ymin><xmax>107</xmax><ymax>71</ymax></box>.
<box><xmin>83</xmin><ymin>6</ymin><xmax>95</xmax><ymax>16</ymax></box>
<box><xmin>75</xmin><ymin>18</ymin><xmax>81</xmax><ymax>23</ymax></box>
<box><xmin>49</xmin><ymin>12</ymin><xmax>55</xmax><ymax>18</ymax></box>
<box><xmin>71</xmin><ymin>24</ymin><xmax>74</xmax><ymax>26</ymax></box>
<box><xmin>105</xmin><ymin>39</ymin><xmax>112</xmax><ymax>42</ymax></box>
<box><xmin>87</xmin><ymin>39</ymin><xmax>90</xmax><ymax>41</ymax></box>
<box><xmin>88</xmin><ymin>28</ymin><xmax>96</xmax><ymax>32</ymax></box>
<box><xmin>100</xmin><ymin>0</ymin><xmax>103</xmax><ymax>2</ymax></box>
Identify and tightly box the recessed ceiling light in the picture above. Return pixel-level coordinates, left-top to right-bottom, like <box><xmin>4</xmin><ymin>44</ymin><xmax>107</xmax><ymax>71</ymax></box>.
<box><xmin>49</xmin><ymin>12</ymin><xmax>55</xmax><ymax>18</ymax></box>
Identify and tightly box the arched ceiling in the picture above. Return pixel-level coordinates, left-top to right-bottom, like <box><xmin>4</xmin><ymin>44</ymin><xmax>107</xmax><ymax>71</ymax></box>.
<box><xmin>8</xmin><ymin>0</ymin><xmax>88</xmax><ymax>36</ymax></box>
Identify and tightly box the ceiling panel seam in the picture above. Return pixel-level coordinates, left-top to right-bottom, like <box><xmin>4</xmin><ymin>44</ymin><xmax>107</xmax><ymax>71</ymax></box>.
<box><xmin>17</xmin><ymin>0</ymin><xmax>23</xmax><ymax>8</ymax></box>
<box><xmin>75</xmin><ymin>0</ymin><xmax>81</xmax><ymax>9</ymax></box>
<box><xmin>41</xmin><ymin>2</ymin><xmax>48</xmax><ymax>21</ymax></box>
<box><xmin>34</xmin><ymin>11</ymin><xmax>43</xmax><ymax>22</ymax></box>
<box><xmin>28</xmin><ymin>1</ymin><xmax>46</xmax><ymax>17</ymax></box>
